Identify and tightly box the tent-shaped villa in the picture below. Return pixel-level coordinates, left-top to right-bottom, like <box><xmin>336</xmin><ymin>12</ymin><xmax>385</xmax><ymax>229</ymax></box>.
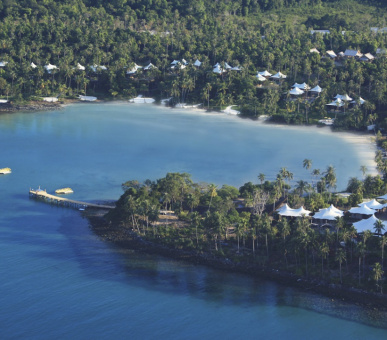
<box><xmin>258</xmin><ymin>70</ymin><xmax>272</xmax><ymax>77</ymax></box>
<box><xmin>271</xmin><ymin>71</ymin><xmax>287</xmax><ymax>79</ymax></box>
<box><xmin>313</xmin><ymin>205</ymin><xmax>344</xmax><ymax>222</ymax></box>
<box><xmin>289</xmin><ymin>87</ymin><xmax>304</xmax><ymax>96</ymax></box>
<box><xmin>127</xmin><ymin>63</ymin><xmax>142</xmax><ymax>74</ymax></box>
<box><xmin>256</xmin><ymin>73</ymin><xmax>267</xmax><ymax>81</ymax></box>
<box><xmin>90</xmin><ymin>65</ymin><xmax>107</xmax><ymax>72</ymax></box>
<box><xmin>44</xmin><ymin>63</ymin><xmax>58</xmax><ymax>73</ymax></box>
<box><xmin>292</xmin><ymin>82</ymin><xmax>309</xmax><ymax>90</ymax></box>
<box><xmin>326</xmin><ymin>98</ymin><xmax>344</xmax><ymax>108</ymax></box>
<box><xmin>350</xmin><ymin>97</ymin><xmax>366</xmax><ymax>105</ymax></box>
<box><xmin>348</xmin><ymin>204</ymin><xmax>376</xmax><ymax>218</ymax></box>
<box><xmin>353</xmin><ymin>214</ymin><xmax>387</xmax><ymax>233</ymax></box>
<box><xmin>193</xmin><ymin>59</ymin><xmax>202</xmax><ymax>67</ymax></box>
<box><xmin>30</xmin><ymin>62</ymin><xmax>37</xmax><ymax>68</ymax></box>
<box><xmin>276</xmin><ymin>204</ymin><xmax>311</xmax><ymax>217</ymax></box>
<box><xmin>359</xmin><ymin>199</ymin><xmax>386</xmax><ymax>211</ymax></box>
<box><xmin>335</xmin><ymin>94</ymin><xmax>353</xmax><ymax>101</ymax></box>
<box><xmin>213</xmin><ymin>65</ymin><xmax>223</xmax><ymax>74</ymax></box>
<box><xmin>76</xmin><ymin>63</ymin><xmax>85</xmax><ymax>71</ymax></box>
<box><xmin>144</xmin><ymin>63</ymin><xmax>156</xmax><ymax>70</ymax></box>
<box><xmin>310</xmin><ymin>85</ymin><xmax>323</xmax><ymax>97</ymax></box>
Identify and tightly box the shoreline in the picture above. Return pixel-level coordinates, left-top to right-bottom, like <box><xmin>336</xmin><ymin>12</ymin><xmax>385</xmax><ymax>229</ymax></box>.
<box><xmin>2</xmin><ymin>98</ymin><xmax>379</xmax><ymax>179</ymax></box>
<box><xmin>87</xmin><ymin>211</ymin><xmax>387</xmax><ymax>312</ymax></box>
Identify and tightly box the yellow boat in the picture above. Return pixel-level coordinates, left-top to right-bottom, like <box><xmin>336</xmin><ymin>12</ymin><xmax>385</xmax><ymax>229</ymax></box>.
<box><xmin>55</xmin><ymin>187</ymin><xmax>74</xmax><ymax>194</ymax></box>
<box><xmin>0</xmin><ymin>167</ymin><xmax>11</xmax><ymax>174</ymax></box>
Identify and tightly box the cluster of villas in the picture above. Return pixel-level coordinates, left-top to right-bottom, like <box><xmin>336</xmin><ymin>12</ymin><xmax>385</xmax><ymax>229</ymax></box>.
<box><xmin>276</xmin><ymin>196</ymin><xmax>387</xmax><ymax>235</ymax></box>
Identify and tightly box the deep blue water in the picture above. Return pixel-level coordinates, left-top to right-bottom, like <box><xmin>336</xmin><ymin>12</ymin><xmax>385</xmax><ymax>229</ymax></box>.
<box><xmin>1</xmin><ymin>103</ymin><xmax>386</xmax><ymax>339</ymax></box>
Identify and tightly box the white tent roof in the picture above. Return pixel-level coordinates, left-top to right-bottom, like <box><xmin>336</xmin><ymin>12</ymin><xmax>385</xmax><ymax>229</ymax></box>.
<box><xmin>258</xmin><ymin>70</ymin><xmax>272</xmax><ymax>77</ymax></box>
<box><xmin>193</xmin><ymin>59</ymin><xmax>201</xmax><ymax>67</ymax></box>
<box><xmin>213</xmin><ymin>62</ymin><xmax>221</xmax><ymax>68</ymax></box>
<box><xmin>231</xmin><ymin>66</ymin><xmax>242</xmax><ymax>71</ymax></box>
<box><xmin>313</xmin><ymin>205</ymin><xmax>344</xmax><ymax>220</ymax></box>
<box><xmin>276</xmin><ymin>204</ymin><xmax>291</xmax><ymax>213</ymax></box>
<box><xmin>292</xmin><ymin>82</ymin><xmax>309</xmax><ymax>90</ymax></box>
<box><xmin>171</xmin><ymin>60</ymin><xmax>180</xmax><ymax>65</ymax></box>
<box><xmin>271</xmin><ymin>71</ymin><xmax>287</xmax><ymax>79</ymax></box>
<box><xmin>127</xmin><ymin>63</ymin><xmax>142</xmax><ymax>74</ymax></box>
<box><xmin>289</xmin><ymin>87</ymin><xmax>304</xmax><ymax>95</ymax></box>
<box><xmin>378</xmin><ymin>194</ymin><xmax>387</xmax><ymax>200</ymax></box>
<box><xmin>90</xmin><ymin>65</ymin><xmax>107</xmax><ymax>72</ymax></box>
<box><xmin>224</xmin><ymin>62</ymin><xmax>232</xmax><ymax>69</ymax></box>
<box><xmin>144</xmin><ymin>63</ymin><xmax>156</xmax><ymax>70</ymax></box>
<box><xmin>293</xmin><ymin>206</ymin><xmax>311</xmax><ymax>216</ymax></box>
<box><xmin>348</xmin><ymin>205</ymin><xmax>375</xmax><ymax>215</ymax></box>
<box><xmin>334</xmin><ymin>94</ymin><xmax>352</xmax><ymax>101</ymax></box>
<box><xmin>30</xmin><ymin>62</ymin><xmax>37</xmax><ymax>68</ymax></box>
<box><xmin>76</xmin><ymin>63</ymin><xmax>85</xmax><ymax>70</ymax></box>
<box><xmin>310</xmin><ymin>48</ymin><xmax>320</xmax><ymax>53</ymax></box>
<box><xmin>0</xmin><ymin>61</ymin><xmax>8</xmax><ymax>67</ymax></box>
<box><xmin>213</xmin><ymin>65</ymin><xmax>223</xmax><ymax>74</ymax></box>
<box><xmin>256</xmin><ymin>74</ymin><xmax>267</xmax><ymax>81</ymax></box>
<box><xmin>353</xmin><ymin>214</ymin><xmax>387</xmax><ymax>233</ymax></box>
<box><xmin>310</xmin><ymin>85</ymin><xmax>322</xmax><ymax>93</ymax></box>
<box><xmin>326</xmin><ymin>50</ymin><xmax>337</xmax><ymax>58</ymax></box>
<box><xmin>277</xmin><ymin>204</ymin><xmax>311</xmax><ymax>217</ymax></box>
<box><xmin>181</xmin><ymin>59</ymin><xmax>188</xmax><ymax>65</ymax></box>
<box><xmin>44</xmin><ymin>63</ymin><xmax>57</xmax><ymax>72</ymax></box>
<box><xmin>359</xmin><ymin>199</ymin><xmax>386</xmax><ymax>210</ymax></box>
<box><xmin>292</xmin><ymin>83</ymin><xmax>302</xmax><ymax>88</ymax></box>
<box><xmin>350</xmin><ymin>97</ymin><xmax>365</xmax><ymax>105</ymax></box>
<box><xmin>326</xmin><ymin>98</ymin><xmax>344</xmax><ymax>107</ymax></box>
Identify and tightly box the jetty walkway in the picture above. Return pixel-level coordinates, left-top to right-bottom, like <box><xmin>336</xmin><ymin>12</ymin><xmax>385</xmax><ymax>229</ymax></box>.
<box><xmin>29</xmin><ymin>188</ymin><xmax>114</xmax><ymax>209</ymax></box>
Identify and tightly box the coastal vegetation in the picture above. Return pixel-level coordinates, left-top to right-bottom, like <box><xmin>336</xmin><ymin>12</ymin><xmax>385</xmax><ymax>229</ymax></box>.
<box><xmin>1</xmin><ymin>0</ymin><xmax>387</xmax><ymax>131</ymax></box>
<box><xmin>106</xmin><ymin>169</ymin><xmax>387</xmax><ymax>295</ymax></box>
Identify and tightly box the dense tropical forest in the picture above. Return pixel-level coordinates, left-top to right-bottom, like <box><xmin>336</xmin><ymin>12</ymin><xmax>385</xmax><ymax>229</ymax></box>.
<box><xmin>1</xmin><ymin>0</ymin><xmax>387</xmax><ymax>131</ymax></box>
<box><xmin>106</xmin><ymin>169</ymin><xmax>387</xmax><ymax>294</ymax></box>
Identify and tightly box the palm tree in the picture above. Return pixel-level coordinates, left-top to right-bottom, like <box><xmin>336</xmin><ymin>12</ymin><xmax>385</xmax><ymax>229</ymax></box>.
<box><xmin>204</xmin><ymin>82</ymin><xmax>212</xmax><ymax>109</ymax></box>
<box><xmin>207</xmin><ymin>184</ymin><xmax>218</xmax><ymax>211</ymax></box>
<box><xmin>335</xmin><ymin>248</ymin><xmax>346</xmax><ymax>284</ymax></box>
<box><xmin>360</xmin><ymin>165</ymin><xmax>368</xmax><ymax>178</ymax></box>
<box><xmin>374</xmin><ymin>219</ymin><xmax>385</xmax><ymax>236</ymax></box>
<box><xmin>258</xmin><ymin>173</ymin><xmax>265</xmax><ymax>185</ymax></box>
<box><xmin>372</xmin><ymin>262</ymin><xmax>384</xmax><ymax>293</ymax></box>
<box><xmin>324</xmin><ymin>165</ymin><xmax>337</xmax><ymax>197</ymax></box>
<box><xmin>296</xmin><ymin>180</ymin><xmax>311</xmax><ymax>197</ymax></box>
<box><xmin>312</xmin><ymin>169</ymin><xmax>320</xmax><ymax>193</ymax></box>
<box><xmin>190</xmin><ymin>212</ymin><xmax>202</xmax><ymax>247</ymax></box>
<box><xmin>303</xmin><ymin>159</ymin><xmax>312</xmax><ymax>171</ymax></box>
<box><xmin>319</xmin><ymin>242</ymin><xmax>330</xmax><ymax>278</ymax></box>
<box><xmin>356</xmin><ymin>242</ymin><xmax>366</xmax><ymax>286</ymax></box>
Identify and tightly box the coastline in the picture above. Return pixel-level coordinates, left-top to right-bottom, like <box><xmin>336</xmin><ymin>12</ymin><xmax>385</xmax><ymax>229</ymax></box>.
<box><xmin>1</xmin><ymin>98</ymin><xmax>378</xmax><ymax>178</ymax></box>
<box><xmin>87</xmin><ymin>210</ymin><xmax>387</xmax><ymax>311</ymax></box>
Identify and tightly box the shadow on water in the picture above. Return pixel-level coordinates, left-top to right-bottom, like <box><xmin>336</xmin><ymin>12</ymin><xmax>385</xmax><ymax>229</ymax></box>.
<box><xmin>53</xmin><ymin>212</ymin><xmax>387</xmax><ymax>331</ymax></box>
<box><xmin>2</xmin><ymin>201</ymin><xmax>387</xmax><ymax>331</ymax></box>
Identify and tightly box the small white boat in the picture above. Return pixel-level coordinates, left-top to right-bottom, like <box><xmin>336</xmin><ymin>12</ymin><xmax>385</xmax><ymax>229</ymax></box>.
<box><xmin>79</xmin><ymin>95</ymin><xmax>97</xmax><ymax>102</ymax></box>
<box><xmin>129</xmin><ymin>95</ymin><xmax>155</xmax><ymax>104</ymax></box>
<box><xmin>55</xmin><ymin>187</ymin><xmax>74</xmax><ymax>194</ymax></box>
<box><xmin>0</xmin><ymin>167</ymin><xmax>11</xmax><ymax>174</ymax></box>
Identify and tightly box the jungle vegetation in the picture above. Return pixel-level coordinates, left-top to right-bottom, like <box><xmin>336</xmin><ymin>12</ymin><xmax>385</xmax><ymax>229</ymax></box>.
<box><xmin>1</xmin><ymin>1</ymin><xmax>387</xmax><ymax>130</ymax></box>
<box><xmin>106</xmin><ymin>168</ymin><xmax>387</xmax><ymax>294</ymax></box>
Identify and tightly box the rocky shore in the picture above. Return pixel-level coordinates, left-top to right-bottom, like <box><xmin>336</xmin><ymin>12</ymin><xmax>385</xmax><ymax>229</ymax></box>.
<box><xmin>87</xmin><ymin>211</ymin><xmax>387</xmax><ymax>312</ymax></box>
<box><xmin>0</xmin><ymin>101</ymin><xmax>63</xmax><ymax>113</ymax></box>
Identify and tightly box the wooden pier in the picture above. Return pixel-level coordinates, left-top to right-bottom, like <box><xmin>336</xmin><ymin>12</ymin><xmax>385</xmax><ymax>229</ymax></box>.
<box><xmin>29</xmin><ymin>188</ymin><xmax>115</xmax><ymax>210</ymax></box>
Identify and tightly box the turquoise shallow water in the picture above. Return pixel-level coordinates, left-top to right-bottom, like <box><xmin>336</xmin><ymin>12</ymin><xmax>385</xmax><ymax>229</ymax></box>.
<box><xmin>1</xmin><ymin>103</ymin><xmax>386</xmax><ymax>339</ymax></box>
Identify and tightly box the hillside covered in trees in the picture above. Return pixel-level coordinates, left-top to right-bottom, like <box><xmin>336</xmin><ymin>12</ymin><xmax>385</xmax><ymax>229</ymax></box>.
<box><xmin>1</xmin><ymin>0</ymin><xmax>387</xmax><ymax>130</ymax></box>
